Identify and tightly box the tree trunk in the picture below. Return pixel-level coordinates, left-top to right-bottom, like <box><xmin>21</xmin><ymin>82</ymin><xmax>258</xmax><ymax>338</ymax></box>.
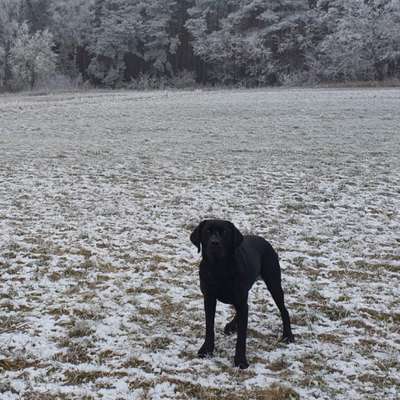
<box><xmin>374</xmin><ymin>62</ymin><xmax>384</xmax><ymax>81</ymax></box>
<box><xmin>3</xmin><ymin>43</ymin><xmax>12</xmax><ymax>91</ymax></box>
<box><xmin>29</xmin><ymin>64</ymin><xmax>36</xmax><ymax>90</ymax></box>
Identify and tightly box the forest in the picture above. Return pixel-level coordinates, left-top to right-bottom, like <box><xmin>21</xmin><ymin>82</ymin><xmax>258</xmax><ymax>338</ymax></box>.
<box><xmin>1</xmin><ymin>0</ymin><xmax>400</xmax><ymax>91</ymax></box>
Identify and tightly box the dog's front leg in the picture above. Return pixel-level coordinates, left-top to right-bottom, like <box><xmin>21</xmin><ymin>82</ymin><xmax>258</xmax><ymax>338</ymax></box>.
<box><xmin>198</xmin><ymin>295</ymin><xmax>216</xmax><ymax>358</ymax></box>
<box><xmin>234</xmin><ymin>301</ymin><xmax>249</xmax><ymax>369</ymax></box>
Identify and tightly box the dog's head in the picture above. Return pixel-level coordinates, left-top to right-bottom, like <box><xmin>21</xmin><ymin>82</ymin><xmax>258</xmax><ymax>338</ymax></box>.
<box><xmin>190</xmin><ymin>219</ymin><xmax>243</xmax><ymax>261</ymax></box>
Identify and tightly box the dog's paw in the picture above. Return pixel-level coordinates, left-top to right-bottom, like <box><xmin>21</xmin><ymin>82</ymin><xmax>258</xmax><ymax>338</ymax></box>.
<box><xmin>234</xmin><ymin>355</ymin><xmax>249</xmax><ymax>369</ymax></box>
<box><xmin>224</xmin><ymin>320</ymin><xmax>237</xmax><ymax>335</ymax></box>
<box><xmin>280</xmin><ymin>333</ymin><xmax>295</xmax><ymax>344</ymax></box>
<box><xmin>198</xmin><ymin>343</ymin><xmax>214</xmax><ymax>358</ymax></box>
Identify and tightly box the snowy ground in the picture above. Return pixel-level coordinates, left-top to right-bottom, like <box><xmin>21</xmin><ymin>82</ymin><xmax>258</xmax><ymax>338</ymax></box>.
<box><xmin>0</xmin><ymin>88</ymin><xmax>399</xmax><ymax>400</ymax></box>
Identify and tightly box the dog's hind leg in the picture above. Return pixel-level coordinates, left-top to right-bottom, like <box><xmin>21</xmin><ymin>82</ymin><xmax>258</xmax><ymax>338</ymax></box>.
<box><xmin>261</xmin><ymin>252</ymin><xmax>294</xmax><ymax>343</ymax></box>
<box><xmin>234</xmin><ymin>300</ymin><xmax>249</xmax><ymax>369</ymax></box>
<box><xmin>224</xmin><ymin>311</ymin><xmax>238</xmax><ymax>335</ymax></box>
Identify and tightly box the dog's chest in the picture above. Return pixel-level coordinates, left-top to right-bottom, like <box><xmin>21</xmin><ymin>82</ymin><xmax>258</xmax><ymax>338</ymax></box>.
<box><xmin>215</xmin><ymin>282</ymin><xmax>237</xmax><ymax>304</ymax></box>
<box><xmin>200</xmin><ymin>266</ymin><xmax>239</xmax><ymax>304</ymax></box>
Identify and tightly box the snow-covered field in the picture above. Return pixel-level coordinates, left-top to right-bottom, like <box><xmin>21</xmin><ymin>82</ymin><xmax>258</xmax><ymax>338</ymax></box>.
<box><xmin>0</xmin><ymin>88</ymin><xmax>399</xmax><ymax>399</ymax></box>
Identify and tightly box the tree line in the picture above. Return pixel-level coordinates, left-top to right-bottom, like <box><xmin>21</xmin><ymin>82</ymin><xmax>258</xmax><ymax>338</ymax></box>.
<box><xmin>1</xmin><ymin>0</ymin><xmax>399</xmax><ymax>91</ymax></box>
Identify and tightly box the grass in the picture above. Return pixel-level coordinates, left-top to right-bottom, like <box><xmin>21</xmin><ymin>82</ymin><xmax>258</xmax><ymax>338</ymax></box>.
<box><xmin>53</xmin><ymin>344</ymin><xmax>93</xmax><ymax>365</ymax></box>
<box><xmin>127</xmin><ymin>377</ymin><xmax>300</xmax><ymax>400</ymax></box>
<box><xmin>0</xmin><ymin>358</ymin><xmax>42</xmax><ymax>371</ymax></box>
<box><xmin>0</xmin><ymin>88</ymin><xmax>399</xmax><ymax>399</ymax></box>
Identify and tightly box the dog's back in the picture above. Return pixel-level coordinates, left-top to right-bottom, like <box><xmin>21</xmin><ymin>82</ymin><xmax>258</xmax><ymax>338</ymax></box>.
<box><xmin>234</xmin><ymin>235</ymin><xmax>278</xmax><ymax>288</ymax></box>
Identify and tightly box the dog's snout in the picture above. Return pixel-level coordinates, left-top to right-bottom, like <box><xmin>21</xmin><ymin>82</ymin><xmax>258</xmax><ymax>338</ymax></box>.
<box><xmin>210</xmin><ymin>234</ymin><xmax>221</xmax><ymax>246</ymax></box>
<box><xmin>210</xmin><ymin>238</ymin><xmax>220</xmax><ymax>246</ymax></box>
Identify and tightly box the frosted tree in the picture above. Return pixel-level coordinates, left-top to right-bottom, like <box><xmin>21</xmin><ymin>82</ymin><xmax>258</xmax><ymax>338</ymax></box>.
<box><xmin>317</xmin><ymin>0</ymin><xmax>400</xmax><ymax>81</ymax></box>
<box><xmin>19</xmin><ymin>0</ymin><xmax>52</xmax><ymax>32</ymax></box>
<box><xmin>141</xmin><ymin>0</ymin><xmax>175</xmax><ymax>76</ymax></box>
<box><xmin>10</xmin><ymin>22</ymin><xmax>57</xmax><ymax>90</ymax></box>
<box><xmin>254</xmin><ymin>0</ymin><xmax>312</xmax><ymax>83</ymax></box>
<box><xmin>87</xmin><ymin>0</ymin><xmax>144</xmax><ymax>86</ymax></box>
<box><xmin>87</xmin><ymin>0</ymin><xmax>183</xmax><ymax>87</ymax></box>
<box><xmin>167</xmin><ymin>0</ymin><xmax>195</xmax><ymax>75</ymax></box>
<box><xmin>0</xmin><ymin>0</ymin><xmax>22</xmax><ymax>90</ymax></box>
<box><xmin>49</xmin><ymin>0</ymin><xmax>94</xmax><ymax>78</ymax></box>
<box><xmin>187</xmin><ymin>0</ymin><xmax>312</xmax><ymax>85</ymax></box>
<box><xmin>383</xmin><ymin>0</ymin><xmax>400</xmax><ymax>78</ymax></box>
<box><xmin>185</xmin><ymin>0</ymin><xmax>240</xmax><ymax>83</ymax></box>
<box><xmin>1</xmin><ymin>0</ymin><xmax>399</xmax><ymax>90</ymax></box>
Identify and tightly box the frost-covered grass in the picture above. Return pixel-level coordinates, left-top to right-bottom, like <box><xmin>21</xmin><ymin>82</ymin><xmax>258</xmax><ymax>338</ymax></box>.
<box><xmin>0</xmin><ymin>88</ymin><xmax>399</xmax><ymax>400</ymax></box>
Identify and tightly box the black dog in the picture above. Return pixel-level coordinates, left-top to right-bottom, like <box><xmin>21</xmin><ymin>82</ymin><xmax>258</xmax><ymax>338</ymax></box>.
<box><xmin>190</xmin><ymin>219</ymin><xmax>294</xmax><ymax>369</ymax></box>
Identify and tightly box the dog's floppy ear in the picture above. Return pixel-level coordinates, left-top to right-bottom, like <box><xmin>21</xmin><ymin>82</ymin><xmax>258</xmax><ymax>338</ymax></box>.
<box><xmin>190</xmin><ymin>221</ymin><xmax>205</xmax><ymax>253</ymax></box>
<box><xmin>230</xmin><ymin>222</ymin><xmax>243</xmax><ymax>248</ymax></box>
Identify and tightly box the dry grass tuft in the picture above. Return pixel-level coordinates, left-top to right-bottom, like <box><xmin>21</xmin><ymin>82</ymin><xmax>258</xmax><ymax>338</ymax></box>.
<box><xmin>68</xmin><ymin>321</ymin><xmax>94</xmax><ymax>338</ymax></box>
<box><xmin>0</xmin><ymin>358</ymin><xmax>41</xmax><ymax>371</ymax></box>
<box><xmin>64</xmin><ymin>369</ymin><xmax>126</xmax><ymax>385</ymax></box>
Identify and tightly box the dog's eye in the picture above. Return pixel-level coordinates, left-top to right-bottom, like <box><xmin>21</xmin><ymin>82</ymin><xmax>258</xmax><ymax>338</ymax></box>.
<box><xmin>221</xmin><ymin>229</ymin><xmax>227</xmax><ymax>236</ymax></box>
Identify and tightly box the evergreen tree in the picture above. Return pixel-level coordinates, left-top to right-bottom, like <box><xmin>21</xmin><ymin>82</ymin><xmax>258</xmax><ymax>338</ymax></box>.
<box><xmin>87</xmin><ymin>0</ymin><xmax>184</xmax><ymax>87</ymax></box>
<box><xmin>49</xmin><ymin>0</ymin><xmax>93</xmax><ymax>78</ymax></box>
<box><xmin>317</xmin><ymin>0</ymin><xmax>400</xmax><ymax>81</ymax></box>
<box><xmin>19</xmin><ymin>0</ymin><xmax>52</xmax><ymax>32</ymax></box>
<box><xmin>187</xmin><ymin>0</ymin><xmax>312</xmax><ymax>85</ymax></box>
<box><xmin>167</xmin><ymin>0</ymin><xmax>195</xmax><ymax>75</ymax></box>
<box><xmin>87</xmin><ymin>0</ymin><xmax>144</xmax><ymax>86</ymax></box>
